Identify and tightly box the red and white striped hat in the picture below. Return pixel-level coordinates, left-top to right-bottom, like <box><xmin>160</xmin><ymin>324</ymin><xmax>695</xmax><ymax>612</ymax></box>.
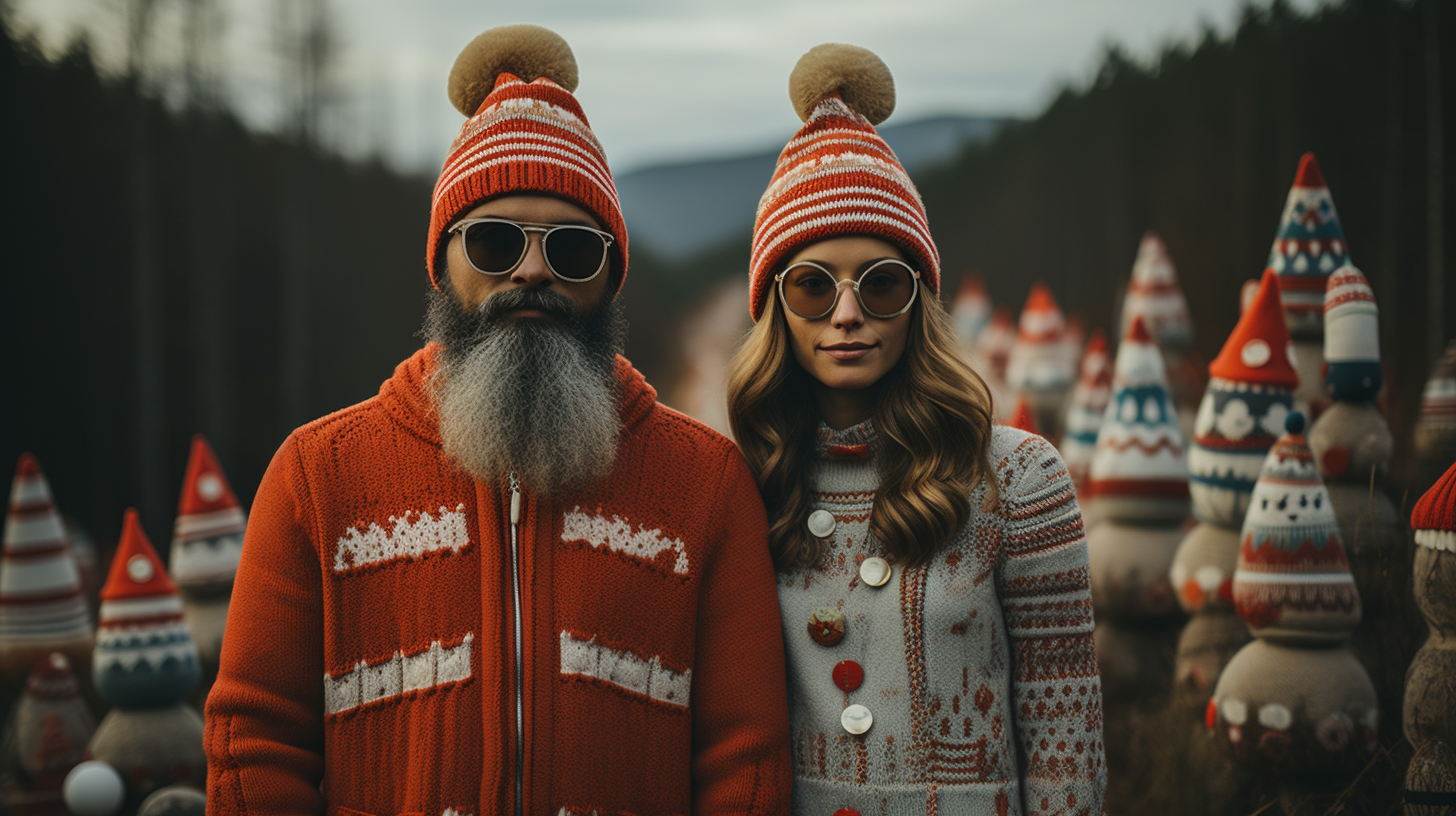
<box><xmin>749</xmin><ymin>44</ymin><xmax>939</xmax><ymax>320</ymax></box>
<box><xmin>0</xmin><ymin>454</ymin><xmax>91</xmax><ymax>647</ymax></box>
<box><xmin>170</xmin><ymin>434</ymin><xmax>246</xmax><ymax>587</ymax></box>
<box><xmin>426</xmin><ymin>25</ymin><xmax>626</xmax><ymax>292</ymax></box>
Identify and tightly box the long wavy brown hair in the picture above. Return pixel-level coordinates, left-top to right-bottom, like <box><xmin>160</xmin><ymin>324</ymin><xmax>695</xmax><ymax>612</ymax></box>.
<box><xmin>726</xmin><ymin>284</ymin><xmax>999</xmax><ymax>570</ymax></box>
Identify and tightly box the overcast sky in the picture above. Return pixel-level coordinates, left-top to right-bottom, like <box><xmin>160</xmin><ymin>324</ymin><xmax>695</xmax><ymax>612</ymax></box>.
<box><xmin>8</xmin><ymin>0</ymin><xmax>1326</xmax><ymax>175</ymax></box>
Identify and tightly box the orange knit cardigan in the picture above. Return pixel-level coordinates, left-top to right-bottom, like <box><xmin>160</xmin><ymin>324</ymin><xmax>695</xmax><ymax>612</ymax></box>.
<box><xmin>204</xmin><ymin>346</ymin><xmax>791</xmax><ymax>816</ymax></box>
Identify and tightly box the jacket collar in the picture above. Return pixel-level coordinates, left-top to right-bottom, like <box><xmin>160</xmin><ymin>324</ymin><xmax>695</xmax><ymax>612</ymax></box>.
<box><xmin>377</xmin><ymin>343</ymin><xmax>659</xmax><ymax>446</ymax></box>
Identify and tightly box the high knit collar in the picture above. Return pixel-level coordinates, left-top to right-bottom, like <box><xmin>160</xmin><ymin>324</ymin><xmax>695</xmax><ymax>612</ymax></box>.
<box><xmin>815</xmin><ymin>418</ymin><xmax>880</xmax><ymax>461</ymax></box>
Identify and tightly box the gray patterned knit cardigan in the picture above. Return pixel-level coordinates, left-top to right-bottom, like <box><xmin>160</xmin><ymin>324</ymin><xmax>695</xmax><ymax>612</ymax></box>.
<box><xmin>777</xmin><ymin>420</ymin><xmax>1106</xmax><ymax>816</ymax></box>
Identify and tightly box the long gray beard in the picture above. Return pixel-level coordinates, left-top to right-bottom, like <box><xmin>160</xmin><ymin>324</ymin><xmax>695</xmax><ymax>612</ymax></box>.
<box><xmin>424</xmin><ymin>285</ymin><xmax>625</xmax><ymax>494</ymax></box>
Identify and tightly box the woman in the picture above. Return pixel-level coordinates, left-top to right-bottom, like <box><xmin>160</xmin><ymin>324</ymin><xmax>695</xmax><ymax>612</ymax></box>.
<box><xmin>726</xmin><ymin>44</ymin><xmax>1107</xmax><ymax>815</ymax></box>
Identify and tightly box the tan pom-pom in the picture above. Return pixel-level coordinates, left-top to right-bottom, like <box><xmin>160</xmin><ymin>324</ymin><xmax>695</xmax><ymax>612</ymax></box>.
<box><xmin>447</xmin><ymin>24</ymin><xmax>579</xmax><ymax>117</ymax></box>
<box><xmin>788</xmin><ymin>43</ymin><xmax>895</xmax><ymax>125</ymax></box>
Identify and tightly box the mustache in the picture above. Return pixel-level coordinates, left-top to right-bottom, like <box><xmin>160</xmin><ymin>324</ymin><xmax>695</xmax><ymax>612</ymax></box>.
<box><xmin>477</xmin><ymin>287</ymin><xmax>577</xmax><ymax>325</ymax></box>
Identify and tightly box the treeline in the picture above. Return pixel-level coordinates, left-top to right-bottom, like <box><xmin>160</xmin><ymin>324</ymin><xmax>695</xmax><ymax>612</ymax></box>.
<box><xmin>0</xmin><ymin>21</ymin><xmax>433</xmax><ymax>549</ymax></box>
<box><xmin>917</xmin><ymin>0</ymin><xmax>1453</xmax><ymax>477</ymax></box>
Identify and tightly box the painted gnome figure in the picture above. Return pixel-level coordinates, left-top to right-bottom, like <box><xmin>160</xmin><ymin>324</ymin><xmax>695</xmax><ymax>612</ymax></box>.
<box><xmin>168</xmin><ymin>434</ymin><xmax>246</xmax><ymax>686</ymax></box>
<box><xmin>1084</xmin><ymin>315</ymin><xmax>1189</xmax><ymax>698</ymax></box>
<box><xmin>1266</xmin><ymin>152</ymin><xmax>1350</xmax><ymax>421</ymax></box>
<box><xmin>0</xmin><ymin>455</ymin><xmax>94</xmax><ymax>693</ymax></box>
<box><xmin>0</xmin><ymin>652</ymin><xmax>96</xmax><ymax>813</ymax></box>
<box><xmin>1120</xmin><ymin>231</ymin><xmax>1202</xmax><ymax>444</ymax></box>
<box><xmin>1306</xmin><ymin>267</ymin><xmax>1413</xmax><ymax>730</ymax></box>
<box><xmin>1209</xmin><ymin>412</ymin><xmax>1377</xmax><ymax>777</ymax></box>
<box><xmin>1171</xmin><ymin>270</ymin><xmax>1295</xmax><ymax>709</ymax></box>
<box><xmin>1060</xmin><ymin>329</ymin><xmax>1112</xmax><ymax>524</ymax></box>
<box><xmin>1005</xmin><ymin>392</ymin><xmax>1041</xmax><ymax>436</ymax></box>
<box><xmin>1406</xmin><ymin>460</ymin><xmax>1456</xmax><ymax>753</ymax></box>
<box><xmin>951</xmin><ymin>272</ymin><xmax>992</xmax><ymax>349</ymax></box>
<box><xmin>973</xmin><ymin>305</ymin><xmax>1016</xmax><ymax>422</ymax></box>
<box><xmin>1412</xmin><ymin>340</ymin><xmax>1456</xmax><ymax>498</ymax></box>
<box><xmin>86</xmin><ymin>510</ymin><xmax>205</xmax><ymax>811</ymax></box>
<box><xmin>1005</xmin><ymin>282</ymin><xmax>1075</xmax><ymax>437</ymax></box>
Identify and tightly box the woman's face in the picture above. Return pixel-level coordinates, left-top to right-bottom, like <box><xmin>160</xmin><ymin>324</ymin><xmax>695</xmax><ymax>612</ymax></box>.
<box><xmin>779</xmin><ymin>236</ymin><xmax>915</xmax><ymax>394</ymax></box>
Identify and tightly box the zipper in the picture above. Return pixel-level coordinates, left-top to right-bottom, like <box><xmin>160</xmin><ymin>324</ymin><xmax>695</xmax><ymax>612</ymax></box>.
<box><xmin>508</xmin><ymin>472</ymin><xmax>524</xmax><ymax>816</ymax></box>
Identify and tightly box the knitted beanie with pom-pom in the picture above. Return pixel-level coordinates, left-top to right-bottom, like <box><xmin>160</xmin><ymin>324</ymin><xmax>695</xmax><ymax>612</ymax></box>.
<box><xmin>749</xmin><ymin>44</ymin><xmax>939</xmax><ymax>320</ymax></box>
<box><xmin>426</xmin><ymin>25</ymin><xmax>627</xmax><ymax>292</ymax></box>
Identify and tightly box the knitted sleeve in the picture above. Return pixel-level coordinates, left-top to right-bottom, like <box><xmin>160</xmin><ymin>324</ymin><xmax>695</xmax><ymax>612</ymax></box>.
<box><xmin>995</xmin><ymin>434</ymin><xmax>1106</xmax><ymax>816</ymax></box>
<box><xmin>689</xmin><ymin>449</ymin><xmax>792</xmax><ymax>816</ymax></box>
<box><xmin>205</xmin><ymin>435</ymin><xmax>325</xmax><ymax>815</ymax></box>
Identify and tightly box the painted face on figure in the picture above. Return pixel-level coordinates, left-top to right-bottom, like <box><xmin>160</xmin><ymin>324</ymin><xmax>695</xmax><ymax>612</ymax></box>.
<box><xmin>444</xmin><ymin>194</ymin><xmax>613</xmax><ymax>316</ymax></box>
<box><xmin>779</xmin><ymin>236</ymin><xmax>915</xmax><ymax>394</ymax></box>
<box><xmin>1245</xmin><ymin>481</ymin><xmax>1334</xmax><ymax>529</ymax></box>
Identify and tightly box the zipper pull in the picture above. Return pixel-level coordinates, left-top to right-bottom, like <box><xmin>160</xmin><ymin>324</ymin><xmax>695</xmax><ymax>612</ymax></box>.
<box><xmin>509</xmin><ymin>471</ymin><xmax>521</xmax><ymax>525</ymax></box>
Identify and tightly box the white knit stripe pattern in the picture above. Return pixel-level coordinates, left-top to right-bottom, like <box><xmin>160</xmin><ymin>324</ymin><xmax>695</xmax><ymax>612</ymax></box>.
<box><xmin>8</xmin><ymin>472</ymin><xmax>48</xmax><ymax>506</ymax></box>
<box><xmin>99</xmin><ymin>594</ymin><xmax>184</xmax><ymax>623</ymax></box>
<box><xmin>435</xmin><ymin>153</ymin><xmax>620</xmax><ymax>222</ymax></box>
<box><xmin>775</xmin><ymin>135</ymin><xmax>899</xmax><ymax>173</ymax></box>
<box><xmin>172</xmin><ymin>507</ymin><xmax>246</xmax><ymax>538</ymax></box>
<box><xmin>323</xmin><ymin>633</ymin><xmax>474</xmax><ymax>715</ymax></box>
<box><xmin>758</xmin><ymin>150</ymin><xmax>921</xmax><ymax>217</ymax></box>
<box><xmin>437</xmin><ymin>130</ymin><xmax>616</xmax><ymax>206</ymax></box>
<box><xmin>333</xmin><ymin>505</ymin><xmax>469</xmax><ymax>573</ymax></box>
<box><xmin>560</xmin><ymin>508</ymin><xmax>690</xmax><ymax>575</ymax></box>
<box><xmin>434</xmin><ymin>130</ymin><xmax>618</xmax><ymax>211</ymax></box>
<box><xmin>753</xmin><ymin>184</ymin><xmax>931</xmax><ymax>258</ymax></box>
<box><xmin>753</xmin><ymin>193</ymin><xmax>933</xmax><ymax>265</ymax></box>
<box><xmin>558</xmin><ymin>631</ymin><xmax>691</xmax><ymax>709</ymax></box>
<box><xmin>1416</xmin><ymin>529</ymin><xmax>1456</xmax><ymax>552</ymax></box>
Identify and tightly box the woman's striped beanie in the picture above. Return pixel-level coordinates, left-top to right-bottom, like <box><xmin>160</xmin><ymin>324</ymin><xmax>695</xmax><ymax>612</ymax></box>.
<box><xmin>427</xmin><ymin>25</ymin><xmax>627</xmax><ymax>293</ymax></box>
<box><xmin>749</xmin><ymin>44</ymin><xmax>940</xmax><ymax>320</ymax></box>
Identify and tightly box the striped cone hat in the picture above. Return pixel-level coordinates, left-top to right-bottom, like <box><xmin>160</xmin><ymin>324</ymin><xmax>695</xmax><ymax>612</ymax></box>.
<box><xmin>749</xmin><ymin>44</ymin><xmax>938</xmax><ymax>319</ymax></box>
<box><xmin>952</xmin><ymin>272</ymin><xmax>991</xmax><ymax>345</ymax></box>
<box><xmin>1232</xmin><ymin>412</ymin><xmax>1360</xmax><ymax>643</ymax></box>
<box><xmin>1412</xmin><ymin>460</ymin><xmax>1456</xmax><ymax>554</ymax></box>
<box><xmin>1121</xmin><ymin>231</ymin><xmax>1193</xmax><ymax>348</ymax></box>
<box><xmin>1006</xmin><ymin>282</ymin><xmax>1073</xmax><ymax>394</ymax></box>
<box><xmin>426</xmin><ymin>25</ymin><xmax>626</xmax><ymax>292</ymax></box>
<box><xmin>1087</xmin><ymin>316</ymin><xmax>1189</xmax><ymax>523</ymax></box>
<box><xmin>0</xmin><ymin>455</ymin><xmax>91</xmax><ymax>650</ymax></box>
<box><xmin>1323</xmin><ymin>266</ymin><xmax>1382</xmax><ymax>402</ymax></box>
<box><xmin>1189</xmin><ymin>270</ymin><xmax>1299</xmax><ymax>528</ymax></box>
<box><xmin>95</xmin><ymin>510</ymin><xmax>199</xmax><ymax>708</ymax></box>
<box><xmin>1061</xmin><ymin>329</ymin><xmax>1113</xmax><ymax>489</ymax></box>
<box><xmin>976</xmin><ymin>305</ymin><xmax>1016</xmax><ymax>382</ymax></box>
<box><xmin>1419</xmin><ymin>341</ymin><xmax>1456</xmax><ymax>431</ymax></box>
<box><xmin>170</xmin><ymin>434</ymin><xmax>246</xmax><ymax>590</ymax></box>
<box><xmin>1267</xmin><ymin>153</ymin><xmax>1349</xmax><ymax>332</ymax></box>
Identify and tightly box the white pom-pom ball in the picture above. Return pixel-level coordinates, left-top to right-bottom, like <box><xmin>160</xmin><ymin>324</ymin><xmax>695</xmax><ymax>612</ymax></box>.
<box><xmin>63</xmin><ymin>761</ymin><xmax>126</xmax><ymax>816</ymax></box>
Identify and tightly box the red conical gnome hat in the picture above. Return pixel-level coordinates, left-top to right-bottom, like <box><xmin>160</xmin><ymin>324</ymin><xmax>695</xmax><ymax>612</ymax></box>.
<box><xmin>1017</xmin><ymin>282</ymin><xmax>1066</xmax><ymax>343</ymax></box>
<box><xmin>1209</xmin><ymin>269</ymin><xmax>1300</xmax><ymax>389</ymax></box>
<box><xmin>1412</xmin><ymin>460</ymin><xmax>1456</xmax><ymax>553</ymax></box>
<box><xmin>101</xmin><ymin>510</ymin><xmax>179</xmax><ymax>604</ymax></box>
<box><xmin>1007</xmin><ymin>394</ymin><xmax>1041</xmax><ymax>436</ymax></box>
<box><xmin>176</xmin><ymin>435</ymin><xmax>240</xmax><ymax>517</ymax></box>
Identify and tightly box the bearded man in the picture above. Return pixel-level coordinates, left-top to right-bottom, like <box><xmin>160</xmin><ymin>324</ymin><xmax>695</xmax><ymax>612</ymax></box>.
<box><xmin>204</xmin><ymin>25</ymin><xmax>791</xmax><ymax>816</ymax></box>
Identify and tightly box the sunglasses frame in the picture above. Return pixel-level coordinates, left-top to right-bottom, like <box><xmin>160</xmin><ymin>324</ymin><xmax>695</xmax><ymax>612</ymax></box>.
<box><xmin>448</xmin><ymin>217</ymin><xmax>616</xmax><ymax>283</ymax></box>
<box><xmin>775</xmin><ymin>258</ymin><xmax>921</xmax><ymax>320</ymax></box>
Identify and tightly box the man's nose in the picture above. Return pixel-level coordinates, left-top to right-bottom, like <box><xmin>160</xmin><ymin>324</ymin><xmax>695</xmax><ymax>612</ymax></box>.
<box><xmin>509</xmin><ymin>234</ymin><xmax>553</xmax><ymax>286</ymax></box>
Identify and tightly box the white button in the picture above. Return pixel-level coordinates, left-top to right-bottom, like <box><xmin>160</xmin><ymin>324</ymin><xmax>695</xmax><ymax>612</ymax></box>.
<box><xmin>807</xmin><ymin>510</ymin><xmax>836</xmax><ymax>538</ymax></box>
<box><xmin>859</xmin><ymin>557</ymin><xmax>891</xmax><ymax>587</ymax></box>
<box><xmin>841</xmin><ymin>704</ymin><xmax>873</xmax><ymax>735</ymax></box>
<box><xmin>126</xmin><ymin>555</ymin><xmax>154</xmax><ymax>583</ymax></box>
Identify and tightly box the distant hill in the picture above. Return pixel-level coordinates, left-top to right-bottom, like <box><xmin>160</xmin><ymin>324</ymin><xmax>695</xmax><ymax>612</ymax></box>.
<box><xmin>616</xmin><ymin>114</ymin><xmax>1010</xmax><ymax>260</ymax></box>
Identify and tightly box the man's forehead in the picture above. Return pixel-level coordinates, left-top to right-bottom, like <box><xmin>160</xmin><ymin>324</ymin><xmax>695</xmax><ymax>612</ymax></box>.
<box><xmin>461</xmin><ymin>194</ymin><xmax>601</xmax><ymax>229</ymax></box>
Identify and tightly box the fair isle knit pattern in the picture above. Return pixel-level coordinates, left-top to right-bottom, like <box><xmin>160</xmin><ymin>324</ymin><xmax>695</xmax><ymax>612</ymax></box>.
<box><xmin>1267</xmin><ymin>152</ymin><xmax>1349</xmax><ymax>316</ymax></box>
<box><xmin>778</xmin><ymin>422</ymin><xmax>1104</xmax><ymax>815</ymax></box>
<box><xmin>749</xmin><ymin>94</ymin><xmax>939</xmax><ymax>320</ymax></box>
<box><xmin>426</xmin><ymin>73</ymin><xmax>626</xmax><ymax>288</ymax></box>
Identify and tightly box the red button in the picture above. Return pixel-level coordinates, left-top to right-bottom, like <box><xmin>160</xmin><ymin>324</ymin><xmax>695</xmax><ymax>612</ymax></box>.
<box><xmin>833</xmin><ymin>660</ymin><xmax>864</xmax><ymax>691</ymax></box>
<box><xmin>834</xmin><ymin>809</ymin><xmax>862</xmax><ymax>816</ymax></box>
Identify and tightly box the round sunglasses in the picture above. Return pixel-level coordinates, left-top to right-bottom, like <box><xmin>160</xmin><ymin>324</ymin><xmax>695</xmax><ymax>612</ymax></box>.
<box><xmin>448</xmin><ymin>217</ymin><xmax>615</xmax><ymax>283</ymax></box>
<box><xmin>775</xmin><ymin>258</ymin><xmax>921</xmax><ymax>320</ymax></box>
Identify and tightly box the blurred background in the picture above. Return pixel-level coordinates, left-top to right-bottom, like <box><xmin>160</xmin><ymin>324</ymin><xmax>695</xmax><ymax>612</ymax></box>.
<box><xmin>0</xmin><ymin>0</ymin><xmax>1450</xmax><ymax>603</ymax></box>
